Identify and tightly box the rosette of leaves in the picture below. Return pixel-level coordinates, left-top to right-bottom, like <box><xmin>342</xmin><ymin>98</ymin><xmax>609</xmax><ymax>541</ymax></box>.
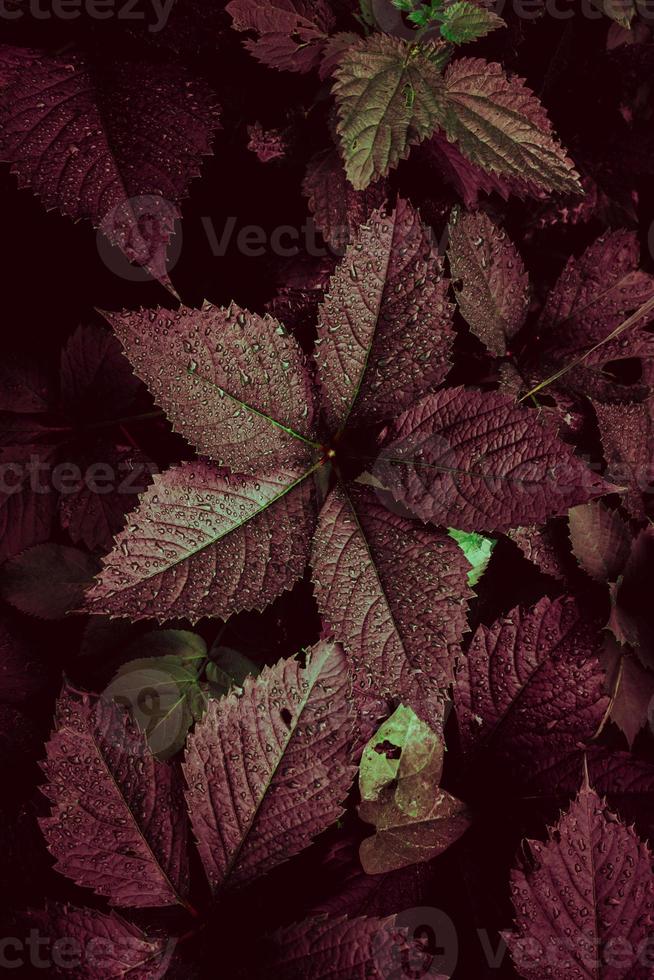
<box><xmin>88</xmin><ymin>202</ymin><xmax>610</xmax><ymax>725</ymax></box>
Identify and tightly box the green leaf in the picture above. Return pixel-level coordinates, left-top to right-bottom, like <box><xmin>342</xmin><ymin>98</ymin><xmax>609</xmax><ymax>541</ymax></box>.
<box><xmin>448</xmin><ymin>528</ymin><xmax>496</xmax><ymax>586</ymax></box>
<box><xmin>106</xmin><ymin>631</ymin><xmax>208</xmax><ymax>760</ymax></box>
<box><xmin>439</xmin><ymin>2</ymin><xmax>505</xmax><ymax>43</ymax></box>
<box><xmin>359</xmin><ymin>704</ymin><xmax>434</xmax><ymax>803</ymax></box>
<box><xmin>333</xmin><ymin>33</ymin><xmax>447</xmax><ymax>190</ymax></box>
<box><xmin>358</xmin><ymin>705</ymin><xmax>470</xmax><ymax>874</ymax></box>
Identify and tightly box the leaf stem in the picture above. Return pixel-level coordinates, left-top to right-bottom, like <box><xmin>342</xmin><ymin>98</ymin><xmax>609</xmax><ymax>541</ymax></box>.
<box><xmin>520</xmin><ymin>292</ymin><xmax>654</xmax><ymax>402</ymax></box>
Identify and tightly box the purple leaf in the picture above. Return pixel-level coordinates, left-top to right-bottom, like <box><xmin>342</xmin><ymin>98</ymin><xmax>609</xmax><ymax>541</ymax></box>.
<box><xmin>447</xmin><ymin>208</ymin><xmax>530</xmax><ymax>356</ymax></box>
<box><xmin>311</xmin><ymin>483</ymin><xmax>472</xmax><ymax>724</ymax></box>
<box><xmin>507</xmin><ymin>524</ymin><xmax>568</xmax><ymax>582</ymax></box>
<box><xmin>0</xmin><ymin>543</ymin><xmax>100</xmax><ymax>619</ymax></box>
<box><xmin>303</xmin><ymin>147</ymin><xmax>387</xmax><ymax>251</ymax></box>
<box><xmin>60</xmin><ymin>324</ymin><xmax>143</xmax><ymax>423</ymax></box>
<box><xmin>610</xmin><ymin>526</ymin><xmax>654</xmax><ymax>668</ymax></box>
<box><xmin>40</xmin><ymin>685</ymin><xmax>190</xmax><ymax>909</ymax></box>
<box><xmin>29</xmin><ymin>904</ymin><xmax>175</xmax><ymax>979</ymax></box>
<box><xmin>378</xmin><ymin>387</ymin><xmax>612</xmax><ymax>533</ymax></box>
<box><xmin>537</xmin><ymin>231</ymin><xmax>654</xmax><ymax>400</ymax></box>
<box><xmin>86</xmin><ymin>461</ymin><xmax>317</xmax><ymax>623</ymax></box>
<box><xmin>454</xmin><ymin>597</ymin><xmax>609</xmax><ymax>784</ymax></box>
<box><xmin>183</xmin><ymin>642</ymin><xmax>356</xmax><ymax>892</ymax></box>
<box><xmin>593</xmin><ymin>398</ymin><xmax>654</xmax><ymax>519</ymax></box>
<box><xmin>260</xmin><ymin>914</ymin><xmax>447</xmax><ymax>979</ymax></box>
<box><xmin>104</xmin><ymin>304</ymin><xmax>317</xmax><ymax>475</ymax></box>
<box><xmin>227</xmin><ymin>0</ymin><xmax>335</xmax><ymax>74</ymax></box>
<box><xmin>568</xmin><ymin>500</ymin><xmax>631</xmax><ymax>582</ymax></box>
<box><xmin>315</xmin><ymin>200</ymin><xmax>454</xmax><ymax>431</ymax></box>
<box><xmin>505</xmin><ymin>774</ymin><xmax>654</xmax><ymax>980</ymax></box>
<box><xmin>0</xmin><ymin>46</ymin><xmax>220</xmax><ymax>279</ymax></box>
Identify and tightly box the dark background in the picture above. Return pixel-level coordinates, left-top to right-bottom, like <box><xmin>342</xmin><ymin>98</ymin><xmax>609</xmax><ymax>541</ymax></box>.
<box><xmin>1</xmin><ymin>3</ymin><xmax>654</xmax><ymax>977</ymax></box>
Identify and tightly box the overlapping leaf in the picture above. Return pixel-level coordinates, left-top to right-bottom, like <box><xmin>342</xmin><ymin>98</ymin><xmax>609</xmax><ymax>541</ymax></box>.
<box><xmin>29</xmin><ymin>904</ymin><xmax>175</xmax><ymax>980</ymax></box>
<box><xmin>376</xmin><ymin>387</ymin><xmax>612</xmax><ymax>533</ymax></box>
<box><xmin>358</xmin><ymin>706</ymin><xmax>470</xmax><ymax>874</ymax></box>
<box><xmin>454</xmin><ymin>597</ymin><xmax>608</xmax><ymax>785</ymax></box>
<box><xmin>447</xmin><ymin>208</ymin><xmax>530</xmax><ymax>356</ymax></box>
<box><xmin>505</xmin><ymin>776</ymin><xmax>654</xmax><ymax>979</ymax></box>
<box><xmin>106</xmin><ymin>630</ymin><xmax>208</xmax><ymax>760</ymax></box>
<box><xmin>86</xmin><ymin>461</ymin><xmax>317</xmax><ymax>622</ymax></box>
<box><xmin>536</xmin><ymin>231</ymin><xmax>654</xmax><ymax>400</ymax></box>
<box><xmin>311</xmin><ymin>484</ymin><xmax>472</xmax><ymax>722</ymax></box>
<box><xmin>303</xmin><ymin>147</ymin><xmax>387</xmax><ymax>251</ymax></box>
<box><xmin>442</xmin><ymin>58</ymin><xmax>582</xmax><ymax>195</ymax></box>
<box><xmin>315</xmin><ymin>199</ymin><xmax>454</xmax><ymax>430</ymax></box>
<box><xmin>227</xmin><ymin>0</ymin><xmax>335</xmax><ymax>74</ymax></box>
<box><xmin>259</xmin><ymin>914</ymin><xmax>443</xmax><ymax>980</ymax></box>
<box><xmin>183</xmin><ymin>642</ymin><xmax>355</xmax><ymax>893</ymax></box>
<box><xmin>507</xmin><ymin>524</ymin><xmax>568</xmax><ymax>581</ymax></box>
<box><xmin>0</xmin><ymin>46</ymin><xmax>220</xmax><ymax>279</ymax></box>
<box><xmin>610</xmin><ymin>526</ymin><xmax>654</xmax><ymax>667</ymax></box>
<box><xmin>40</xmin><ymin>685</ymin><xmax>190</xmax><ymax>909</ymax></box>
<box><xmin>439</xmin><ymin>2</ymin><xmax>505</xmax><ymax>43</ymax></box>
<box><xmin>594</xmin><ymin>398</ymin><xmax>654</xmax><ymax>519</ymax></box>
<box><xmin>333</xmin><ymin>34</ymin><xmax>447</xmax><ymax>190</ymax></box>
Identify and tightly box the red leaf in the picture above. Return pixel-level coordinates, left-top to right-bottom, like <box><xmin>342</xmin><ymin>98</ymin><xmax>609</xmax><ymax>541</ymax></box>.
<box><xmin>505</xmin><ymin>775</ymin><xmax>654</xmax><ymax>980</ymax></box>
<box><xmin>86</xmin><ymin>461</ymin><xmax>317</xmax><ymax>623</ymax></box>
<box><xmin>104</xmin><ymin>304</ymin><xmax>317</xmax><ymax>475</ymax></box>
<box><xmin>454</xmin><ymin>597</ymin><xmax>609</xmax><ymax>784</ymax></box>
<box><xmin>311</xmin><ymin>483</ymin><xmax>472</xmax><ymax>724</ymax></box>
<box><xmin>315</xmin><ymin>200</ymin><xmax>454</xmax><ymax>431</ymax></box>
<box><xmin>183</xmin><ymin>642</ymin><xmax>355</xmax><ymax>892</ymax></box>
<box><xmin>227</xmin><ymin>0</ymin><xmax>334</xmax><ymax>73</ymax></box>
<box><xmin>40</xmin><ymin>685</ymin><xmax>190</xmax><ymax>909</ymax></box>
<box><xmin>378</xmin><ymin>387</ymin><xmax>612</xmax><ymax>533</ymax></box>
<box><xmin>568</xmin><ymin>500</ymin><xmax>631</xmax><ymax>582</ymax></box>
<box><xmin>0</xmin><ymin>47</ymin><xmax>219</xmax><ymax>280</ymax></box>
